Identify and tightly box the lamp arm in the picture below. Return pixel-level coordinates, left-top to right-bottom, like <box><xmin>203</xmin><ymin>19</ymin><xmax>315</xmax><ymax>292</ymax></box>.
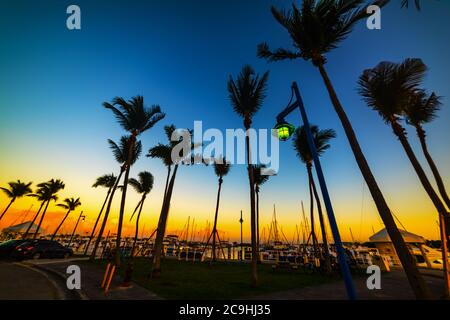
<box><xmin>276</xmin><ymin>101</ymin><xmax>299</xmax><ymax>123</ymax></box>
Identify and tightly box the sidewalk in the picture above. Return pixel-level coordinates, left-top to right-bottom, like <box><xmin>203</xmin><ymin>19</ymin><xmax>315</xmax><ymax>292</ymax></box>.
<box><xmin>23</xmin><ymin>258</ymin><xmax>161</xmax><ymax>300</ymax></box>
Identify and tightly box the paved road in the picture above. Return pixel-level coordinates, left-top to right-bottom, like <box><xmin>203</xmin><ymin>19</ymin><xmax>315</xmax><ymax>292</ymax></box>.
<box><xmin>250</xmin><ymin>268</ymin><xmax>446</xmax><ymax>300</ymax></box>
<box><xmin>0</xmin><ymin>260</ymin><xmax>62</xmax><ymax>299</ymax></box>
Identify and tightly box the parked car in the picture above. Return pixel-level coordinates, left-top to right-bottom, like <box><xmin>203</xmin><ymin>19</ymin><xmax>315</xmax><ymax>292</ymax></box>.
<box><xmin>12</xmin><ymin>240</ymin><xmax>73</xmax><ymax>260</ymax></box>
<box><xmin>0</xmin><ymin>239</ymin><xmax>29</xmax><ymax>259</ymax></box>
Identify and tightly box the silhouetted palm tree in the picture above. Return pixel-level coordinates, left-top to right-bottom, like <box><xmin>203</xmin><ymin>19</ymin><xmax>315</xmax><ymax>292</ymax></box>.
<box><xmin>252</xmin><ymin>165</ymin><xmax>269</xmax><ymax>262</ymax></box>
<box><xmin>128</xmin><ymin>171</ymin><xmax>154</xmax><ymax>256</ymax></box>
<box><xmin>32</xmin><ymin>179</ymin><xmax>65</xmax><ymax>239</ymax></box>
<box><xmin>23</xmin><ymin>187</ymin><xmax>49</xmax><ymax>239</ymax></box>
<box><xmin>151</xmin><ymin>125</ymin><xmax>197</xmax><ymax>277</ymax></box>
<box><xmin>90</xmin><ymin>136</ymin><xmax>142</xmax><ymax>260</ymax></box>
<box><xmin>257</xmin><ymin>0</ymin><xmax>430</xmax><ymax>298</ymax></box>
<box><xmin>228</xmin><ymin>65</ymin><xmax>269</xmax><ymax>287</ymax></box>
<box><xmin>403</xmin><ymin>90</ymin><xmax>450</xmax><ymax>210</ymax></box>
<box><xmin>84</xmin><ymin>173</ymin><xmax>116</xmax><ymax>255</ymax></box>
<box><xmin>293</xmin><ymin>125</ymin><xmax>335</xmax><ymax>273</ymax></box>
<box><xmin>209</xmin><ymin>157</ymin><xmax>231</xmax><ymax>262</ymax></box>
<box><xmin>0</xmin><ymin>180</ymin><xmax>32</xmax><ymax>224</ymax></box>
<box><xmin>103</xmin><ymin>96</ymin><xmax>165</xmax><ymax>266</ymax></box>
<box><xmin>51</xmin><ymin>197</ymin><xmax>81</xmax><ymax>240</ymax></box>
<box><xmin>147</xmin><ymin>125</ymin><xmax>178</xmax><ymax>198</ymax></box>
<box><xmin>358</xmin><ymin>58</ymin><xmax>449</xmax><ymax>221</ymax></box>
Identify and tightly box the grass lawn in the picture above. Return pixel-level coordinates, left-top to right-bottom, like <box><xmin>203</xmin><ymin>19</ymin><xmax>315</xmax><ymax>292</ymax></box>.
<box><xmin>87</xmin><ymin>257</ymin><xmax>338</xmax><ymax>299</ymax></box>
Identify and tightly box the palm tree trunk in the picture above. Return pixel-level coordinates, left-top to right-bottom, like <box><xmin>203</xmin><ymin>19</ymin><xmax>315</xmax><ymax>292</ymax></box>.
<box><xmin>51</xmin><ymin>209</ymin><xmax>71</xmax><ymax>241</ymax></box>
<box><xmin>0</xmin><ymin>198</ymin><xmax>15</xmax><ymax>223</ymax></box>
<box><xmin>114</xmin><ymin>135</ymin><xmax>136</xmax><ymax>267</ymax></box>
<box><xmin>33</xmin><ymin>200</ymin><xmax>50</xmax><ymax>239</ymax></box>
<box><xmin>245</xmin><ymin>117</ymin><xmax>258</xmax><ymax>287</ymax></box>
<box><xmin>416</xmin><ymin>125</ymin><xmax>450</xmax><ymax>210</ymax></box>
<box><xmin>23</xmin><ymin>201</ymin><xmax>45</xmax><ymax>239</ymax></box>
<box><xmin>83</xmin><ymin>188</ymin><xmax>112</xmax><ymax>256</ymax></box>
<box><xmin>308</xmin><ymin>164</ymin><xmax>332</xmax><ymax>273</ymax></box>
<box><xmin>391</xmin><ymin>121</ymin><xmax>448</xmax><ymax>216</ymax></box>
<box><xmin>131</xmin><ymin>196</ymin><xmax>145</xmax><ymax>257</ymax></box>
<box><xmin>152</xmin><ymin>164</ymin><xmax>179</xmax><ymax>277</ymax></box>
<box><xmin>212</xmin><ymin>177</ymin><xmax>223</xmax><ymax>262</ymax></box>
<box><xmin>164</xmin><ymin>166</ymin><xmax>172</xmax><ymax>199</ymax></box>
<box><xmin>316</xmin><ymin>61</ymin><xmax>431</xmax><ymax>299</ymax></box>
<box><xmin>90</xmin><ymin>169</ymin><xmax>124</xmax><ymax>260</ymax></box>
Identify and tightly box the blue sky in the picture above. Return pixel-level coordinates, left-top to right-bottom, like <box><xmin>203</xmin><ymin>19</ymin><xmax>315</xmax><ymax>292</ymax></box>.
<box><xmin>0</xmin><ymin>0</ymin><xmax>449</xmax><ymax>241</ymax></box>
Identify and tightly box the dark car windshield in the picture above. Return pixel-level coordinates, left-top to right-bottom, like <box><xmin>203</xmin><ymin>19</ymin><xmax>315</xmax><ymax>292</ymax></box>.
<box><xmin>0</xmin><ymin>240</ymin><xmax>23</xmax><ymax>247</ymax></box>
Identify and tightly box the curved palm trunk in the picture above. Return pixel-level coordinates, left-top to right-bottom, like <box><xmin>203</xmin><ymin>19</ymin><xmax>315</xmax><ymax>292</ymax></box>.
<box><xmin>307</xmin><ymin>164</ymin><xmax>332</xmax><ymax>273</ymax></box>
<box><xmin>23</xmin><ymin>201</ymin><xmax>45</xmax><ymax>239</ymax></box>
<box><xmin>131</xmin><ymin>195</ymin><xmax>145</xmax><ymax>257</ymax></box>
<box><xmin>90</xmin><ymin>169</ymin><xmax>124</xmax><ymax>260</ymax></box>
<box><xmin>245</xmin><ymin>118</ymin><xmax>258</xmax><ymax>287</ymax></box>
<box><xmin>390</xmin><ymin>121</ymin><xmax>448</xmax><ymax>216</ymax></box>
<box><xmin>114</xmin><ymin>135</ymin><xmax>136</xmax><ymax>267</ymax></box>
<box><xmin>51</xmin><ymin>209</ymin><xmax>71</xmax><ymax>241</ymax></box>
<box><xmin>416</xmin><ymin>126</ymin><xmax>450</xmax><ymax>210</ymax></box>
<box><xmin>152</xmin><ymin>164</ymin><xmax>179</xmax><ymax>277</ymax></box>
<box><xmin>33</xmin><ymin>200</ymin><xmax>50</xmax><ymax>239</ymax></box>
<box><xmin>83</xmin><ymin>187</ymin><xmax>112</xmax><ymax>256</ymax></box>
<box><xmin>212</xmin><ymin>177</ymin><xmax>223</xmax><ymax>262</ymax></box>
<box><xmin>0</xmin><ymin>198</ymin><xmax>15</xmax><ymax>223</ymax></box>
<box><xmin>316</xmin><ymin>62</ymin><xmax>431</xmax><ymax>299</ymax></box>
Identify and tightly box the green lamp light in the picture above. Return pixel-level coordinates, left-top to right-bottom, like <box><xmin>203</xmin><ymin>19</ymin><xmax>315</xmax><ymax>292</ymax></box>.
<box><xmin>274</xmin><ymin>120</ymin><xmax>295</xmax><ymax>141</ymax></box>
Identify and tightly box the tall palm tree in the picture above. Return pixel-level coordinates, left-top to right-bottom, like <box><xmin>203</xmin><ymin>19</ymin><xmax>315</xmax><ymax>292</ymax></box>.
<box><xmin>128</xmin><ymin>171</ymin><xmax>154</xmax><ymax>257</ymax></box>
<box><xmin>0</xmin><ymin>180</ymin><xmax>33</xmax><ymax>224</ymax></box>
<box><xmin>51</xmin><ymin>197</ymin><xmax>81</xmax><ymax>240</ymax></box>
<box><xmin>32</xmin><ymin>179</ymin><xmax>65</xmax><ymax>239</ymax></box>
<box><xmin>228</xmin><ymin>65</ymin><xmax>269</xmax><ymax>287</ymax></box>
<box><xmin>90</xmin><ymin>136</ymin><xmax>142</xmax><ymax>260</ymax></box>
<box><xmin>151</xmin><ymin>125</ymin><xmax>196</xmax><ymax>277</ymax></box>
<box><xmin>257</xmin><ymin>0</ymin><xmax>430</xmax><ymax>298</ymax></box>
<box><xmin>147</xmin><ymin>125</ymin><xmax>178</xmax><ymax>199</ymax></box>
<box><xmin>252</xmin><ymin>165</ymin><xmax>269</xmax><ymax>262</ymax></box>
<box><xmin>403</xmin><ymin>90</ymin><xmax>450</xmax><ymax>210</ymax></box>
<box><xmin>358</xmin><ymin>58</ymin><xmax>448</xmax><ymax>219</ymax></box>
<box><xmin>103</xmin><ymin>96</ymin><xmax>165</xmax><ymax>266</ymax></box>
<box><xmin>293</xmin><ymin>125</ymin><xmax>335</xmax><ymax>274</ymax></box>
<box><xmin>83</xmin><ymin>173</ymin><xmax>116</xmax><ymax>256</ymax></box>
<box><xmin>209</xmin><ymin>157</ymin><xmax>231</xmax><ymax>262</ymax></box>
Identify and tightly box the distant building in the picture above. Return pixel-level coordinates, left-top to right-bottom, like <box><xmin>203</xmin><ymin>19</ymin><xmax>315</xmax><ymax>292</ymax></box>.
<box><xmin>1</xmin><ymin>221</ymin><xmax>42</xmax><ymax>238</ymax></box>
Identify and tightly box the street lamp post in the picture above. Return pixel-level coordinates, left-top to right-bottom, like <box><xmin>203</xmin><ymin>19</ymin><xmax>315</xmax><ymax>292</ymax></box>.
<box><xmin>274</xmin><ymin>81</ymin><xmax>357</xmax><ymax>300</ymax></box>
<box><xmin>67</xmin><ymin>210</ymin><xmax>86</xmax><ymax>249</ymax></box>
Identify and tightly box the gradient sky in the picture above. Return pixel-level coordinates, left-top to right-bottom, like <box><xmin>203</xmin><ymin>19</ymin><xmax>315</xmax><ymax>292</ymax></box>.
<box><xmin>0</xmin><ymin>0</ymin><xmax>449</xmax><ymax>242</ymax></box>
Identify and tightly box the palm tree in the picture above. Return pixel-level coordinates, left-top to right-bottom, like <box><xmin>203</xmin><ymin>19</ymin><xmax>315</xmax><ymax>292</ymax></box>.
<box><xmin>208</xmin><ymin>157</ymin><xmax>231</xmax><ymax>262</ymax></box>
<box><xmin>403</xmin><ymin>90</ymin><xmax>450</xmax><ymax>210</ymax></box>
<box><xmin>151</xmin><ymin>125</ymin><xmax>197</xmax><ymax>277</ymax></box>
<box><xmin>0</xmin><ymin>180</ymin><xmax>32</xmax><ymax>224</ymax></box>
<box><xmin>83</xmin><ymin>173</ymin><xmax>116</xmax><ymax>256</ymax></box>
<box><xmin>358</xmin><ymin>59</ymin><xmax>448</xmax><ymax>218</ymax></box>
<box><xmin>128</xmin><ymin>171</ymin><xmax>154</xmax><ymax>257</ymax></box>
<box><xmin>103</xmin><ymin>96</ymin><xmax>165</xmax><ymax>266</ymax></box>
<box><xmin>257</xmin><ymin>0</ymin><xmax>430</xmax><ymax>298</ymax></box>
<box><xmin>147</xmin><ymin>125</ymin><xmax>178</xmax><ymax>199</ymax></box>
<box><xmin>90</xmin><ymin>136</ymin><xmax>142</xmax><ymax>260</ymax></box>
<box><xmin>293</xmin><ymin>125</ymin><xmax>335</xmax><ymax>274</ymax></box>
<box><xmin>252</xmin><ymin>165</ymin><xmax>269</xmax><ymax>262</ymax></box>
<box><xmin>32</xmin><ymin>179</ymin><xmax>65</xmax><ymax>239</ymax></box>
<box><xmin>51</xmin><ymin>197</ymin><xmax>81</xmax><ymax>240</ymax></box>
<box><xmin>228</xmin><ymin>65</ymin><xmax>269</xmax><ymax>287</ymax></box>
